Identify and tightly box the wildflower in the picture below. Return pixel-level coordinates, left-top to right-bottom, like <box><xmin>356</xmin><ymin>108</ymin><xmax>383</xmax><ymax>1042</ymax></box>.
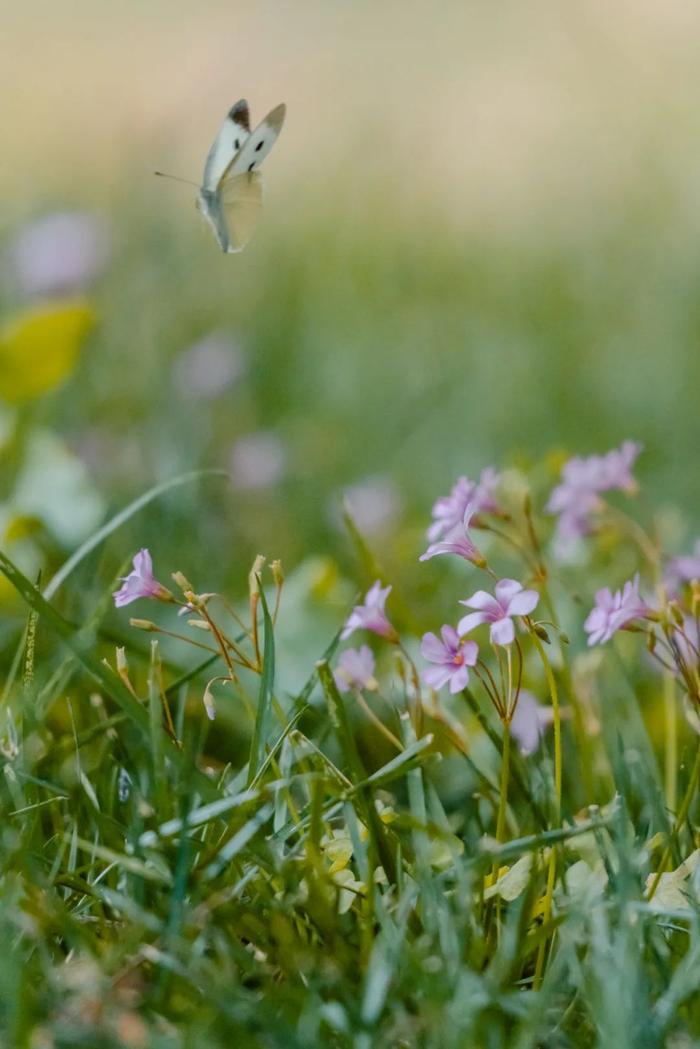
<box><xmin>340</xmin><ymin>475</ymin><xmax>401</xmax><ymax>537</ymax></box>
<box><xmin>421</xmin><ymin>626</ymin><xmax>478</xmax><ymax>694</ymax></box>
<box><xmin>665</xmin><ymin>540</ymin><xmax>700</xmax><ymax>592</ymax></box>
<box><xmin>173</xmin><ymin>330</ymin><xmax>245</xmax><ymax>400</ymax></box>
<box><xmin>458</xmin><ymin>578</ymin><xmax>540</xmax><ymax>646</ymax></box>
<box><xmin>229</xmin><ymin>431</ymin><xmax>286</xmax><ymax>490</ymax></box>
<box><xmin>113</xmin><ymin>549</ymin><xmax>172</xmax><ymax>608</ymax></box>
<box><xmin>584</xmin><ymin>575</ymin><xmax>649</xmax><ymax>645</ymax></box>
<box><xmin>420</xmin><ymin>506</ymin><xmax>486</xmax><ymax>566</ymax></box>
<box><xmin>546</xmin><ymin>441</ymin><xmax>642</xmax><ymax>552</ymax></box>
<box><xmin>334</xmin><ymin>646</ymin><xmax>377</xmax><ymax>692</ymax></box>
<box><xmin>341</xmin><ymin>581</ymin><xmax>397</xmax><ymax>642</ymax></box>
<box><xmin>510</xmin><ymin>691</ymin><xmax>555</xmax><ymax>755</ymax></box>
<box><xmin>427</xmin><ymin>468</ymin><xmax>499</xmax><ymax>543</ymax></box>
<box><xmin>7</xmin><ymin>210</ymin><xmax>109</xmax><ymax>298</ymax></box>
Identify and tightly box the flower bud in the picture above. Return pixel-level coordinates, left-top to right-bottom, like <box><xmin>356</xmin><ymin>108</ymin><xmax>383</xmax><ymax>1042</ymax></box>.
<box><xmin>172</xmin><ymin>571</ymin><xmax>194</xmax><ymax>594</ymax></box>
<box><xmin>129</xmin><ymin>618</ymin><xmax>157</xmax><ymax>631</ymax></box>
<box><xmin>186</xmin><ymin>618</ymin><xmax>211</xmax><ymax>631</ymax></box>
<box><xmin>202</xmin><ymin>683</ymin><xmax>217</xmax><ymax>721</ymax></box>
<box><xmin>249</xmin><ymin>554</ymin><xmax>266</xmax><ymax>597</ymax></box>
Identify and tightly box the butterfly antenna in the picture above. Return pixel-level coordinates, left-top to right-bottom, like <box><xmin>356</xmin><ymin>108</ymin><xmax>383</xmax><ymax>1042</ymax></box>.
<box><xmin>154</xmin><ymin>171</ymin><xmax>199</xmax><ymax>188</ymax></box>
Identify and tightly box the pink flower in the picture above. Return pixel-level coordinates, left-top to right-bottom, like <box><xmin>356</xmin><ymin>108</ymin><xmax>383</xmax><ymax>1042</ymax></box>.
<box><xmin>420</xmin><ymin>505</ymin><xmax>485</xmax><ymax>566</ymax></box>
<box><xmin>334</xmin><ymin>646</ymin><xmax>377</xmax><ymax>692</ymax></box>
<box><xmin>665</xmin><ymin>540</ymin><xmax>700</xmax><ymax>592</ymax></box>
<box><xmin>340</xmin><ymin>475</ymin><xmax>401</xmax><ymax>537</ymax></box>
<box><xmin>229</xmin><ymin>431</ymin><xmax>287</xmax><ymax>490</ymax></box>
<box><xmin>113</xmin><ymin>549</ymin><xmax>171</xmax><ymax>608</ymax></box>
<box><xmin>421</xmin><ymin>626</ymin><xmax>478</xmax><ymax>694</ymax></box>
<box><xmin>174</xmin><ymin>331</ymin><xmax>245</xmax><ymax>400</ymax></box>
<box><xmin>7</xmin><ymin>210</ymin><xmax>110</xmax><ymax>298</ymax></box>
<box><xmin>547</xmin><ymin>441</ymin><xmax>642</xmax><ymax>551</ymax></box>
<box><xmin>341</xmin><ymin>582</ymin><xmax>396</xmax><ymax>642</ymax></box>
<box><xmin>458</xmin><ymin>579</ymin><xmax>540</xmax><ymax>646</ymax></box>
<box><xmin>427</xmin><ymin>469</ymin><xmax>499</xmax><ymax>543</ymax></box>
<box><xmin>584</xmin><ymin>574</ymin><xmax>649</xmax><ymax>646</ymax></box>
<box><xmin>510</xmin><ymin>691</ymin><xmax>555</xmax><ymax>755</ymax></box>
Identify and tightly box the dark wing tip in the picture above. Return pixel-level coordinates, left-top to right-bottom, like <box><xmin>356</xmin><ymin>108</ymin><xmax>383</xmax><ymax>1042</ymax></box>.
<box><xmin>265</xmin><ymin>103</ymin><xmax>286</xmax><ymax>132</ymax></box>
<box><xmin>229</xmin><ymin>99</ymin><xmax>251</xmax><ymax>131</ymax></box>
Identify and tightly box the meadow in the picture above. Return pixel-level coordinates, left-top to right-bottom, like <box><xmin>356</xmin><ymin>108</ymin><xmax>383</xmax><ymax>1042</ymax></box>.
<box><xmin>2</xmin><ymin>2</ymin><xmax>700</xmax><ymax>1046</ymax></box>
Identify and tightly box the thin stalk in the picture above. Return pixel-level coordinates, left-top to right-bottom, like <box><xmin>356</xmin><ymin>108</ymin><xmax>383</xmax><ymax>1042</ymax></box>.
<box><xmin>355</xmin><ymin>692</ymin><xmax>403</xmax><ymax>751</ymax></box>
<box><xmin>647</xmin><ymin>737</ymin><xmax>700</xmax><ymax>901</ymax></box>
<box><xmin>489</xmin><ymin>721</ymin><xmax>512</xmax><ymax>889</ymax></box>
<box><xmin>531</xmin><ymin>631</ymin><xmax>561</xmax><ymax>989</ymax></box>
<box><xmin>663</xmin><ymin>672</ymin><xmax>678</xmax><ymax>813</ymax></box>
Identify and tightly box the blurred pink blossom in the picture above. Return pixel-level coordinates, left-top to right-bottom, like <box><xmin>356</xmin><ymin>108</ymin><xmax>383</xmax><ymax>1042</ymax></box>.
<box><xmin>334</xmin><ymin>646</ymin><xmax>377</xmax><ymax>692</ymax></box>
<box><xmin>664</xmin><ymin>540</ymin><xmax>700</xmax><ymax>593</ymax></box>
<box><xmin>458</xmin><ymin>578</ymin><xmax>539</xmax><ymax>646</ymax></box>
<box><xmin>229</xmin><ymin>432</ymin><xmax>287</xmax><ymax>490</ymax></box>
<box><xmin>427</xmin><ymin>468</ymin><xmax>499</xmax><ymax>543</ymax></box>
<box><xmin>174</xmin><ymin>331</ymin><xmax>246</xmax><ymax>400</ymax></box>
<box><xmin>341</xmin><ymin>582</ymin><xmax>396</xmax><ymax>642</ymax></box>
<box><xmin>584</xmin><ymin>575</ymin><xmax>649</xmax><ymax>646</ymax></box>
<box><xmin>547</xmin><ymin>441</ymin><xmax>642</xmax><ymax>554</ymax></box>
<box><xmin>341</xmin><ymin>475</ymin><xmax>401</xmax><ymax>537</ymax></box>
<box><xmin>421</xmin><ymin>625</ymin><xmax>478</xmax><ymax>694</ymax></box>
<box><xmin>510</xmin><ymin>691</ymin><xmax>555</xmax><ymax>755</ymax></box>
<box><xmin>8</xmin><ymin>210</ymin><xmax>110</xmax><ymax>298</ymax></box>
<box><xmin>113</xmin><ymin>549</ymin><xmax>171</xmax><ymax>608</ymax></box>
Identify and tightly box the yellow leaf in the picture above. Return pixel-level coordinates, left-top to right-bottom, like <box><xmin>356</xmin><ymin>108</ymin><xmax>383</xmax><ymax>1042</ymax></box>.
<box><xmin>484</xmin><ymin>853</ymin><xmax>534</xmax><ymax>901</ymax></box>
<box><xmin>0</xmin><ymin>301</ymin><xmax>95</xmax><ymax>403</ymax></box>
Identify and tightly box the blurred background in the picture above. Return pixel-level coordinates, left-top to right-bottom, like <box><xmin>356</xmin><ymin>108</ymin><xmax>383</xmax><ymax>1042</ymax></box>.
<box><xmin>1</xmin><ymin>0</ymin><xmax>700</xmax><ymax>643</ymax></box>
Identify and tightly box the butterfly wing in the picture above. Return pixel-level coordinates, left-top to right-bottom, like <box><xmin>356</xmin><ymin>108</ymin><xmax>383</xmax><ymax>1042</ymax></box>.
<box><xmin>220</xmin><ymin>171</ymin><xmax>263</xmax><ymax>252</ymax></box>
<box><xmin>224</xmin><ymin>103</ymin><xmax>286</xmax><ymax>178</ymax></box>
<box><xmin>202</xmin><ymin>99</ymin><xmax>251</xmax><ymax>192</ymax></box>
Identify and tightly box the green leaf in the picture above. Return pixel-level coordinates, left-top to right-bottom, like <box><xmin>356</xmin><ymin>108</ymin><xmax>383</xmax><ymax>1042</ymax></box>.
<box><xmin>247</xmin><ymin>580</ymin><xmax>276</xmax><ymax>786</ymax></box>
<box><xmin>0</xmin><ymin>548</ymin><xmax>220</xmax><ymax>801</ymax></box>
<box><xmin>43</xmin><ymin>468</ymin><xmax>229</xmax><ymax>600</ymax></box>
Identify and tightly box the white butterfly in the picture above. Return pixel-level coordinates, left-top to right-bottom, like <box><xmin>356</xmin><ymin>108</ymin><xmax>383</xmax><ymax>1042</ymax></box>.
<box><xmin>197</xmin><ymin>99</ymin><xmax>286</xmax><ymax>253</ymax></box>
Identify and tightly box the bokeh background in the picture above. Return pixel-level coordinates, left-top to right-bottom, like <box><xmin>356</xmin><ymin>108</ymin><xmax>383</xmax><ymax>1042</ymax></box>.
<box><xmin>2</xmin><ymin>0</ymin><xmax>700</xmax><ymax>639</ymax></box>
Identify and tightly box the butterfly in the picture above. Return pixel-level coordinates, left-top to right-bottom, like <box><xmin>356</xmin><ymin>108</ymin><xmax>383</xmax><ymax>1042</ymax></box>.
<box><xmin>196</xmin><ymin>99</ymin><xmax>286</xmax><ymax>253</ymax></box>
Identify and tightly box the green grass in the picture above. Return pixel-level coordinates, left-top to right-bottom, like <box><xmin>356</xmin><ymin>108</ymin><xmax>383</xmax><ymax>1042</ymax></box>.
<box><xmin>2</xmin><ymin>138</ymin><xmax>700</xmax><ymax>1045</ymax></box>
<box><xmin>1</xmin><ymin>448</ymin><xmax>700</xmax><ymax>1047</ymax></box>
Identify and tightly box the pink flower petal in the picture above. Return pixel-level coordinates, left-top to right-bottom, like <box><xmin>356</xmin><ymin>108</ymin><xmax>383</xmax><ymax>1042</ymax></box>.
<box><xmin>490</xmin><ymin>617</ymin><xmax>515</xmax><ymax>646</ymax></box>
<box><xmin>462</xmin><ymin>640</ymin><xmax>479</xmax><ymax>666</ymax></box>
<box><xmin>440</xmin><ymin>624</ymin><xmax>460</xmax><ymax>651</ymax></box>
<box><xmin>494</xmin><ymin>578</ymin><xmax>523</xmax><ymax>605</ymax></box>
<box><xmin>461</xmin><ymin>589</ymin><xmax>499</xmax><ymax>612</ymax></box>
<box><xmin>457</xmin><ymin>611</ymin><xmax>490</xmax><ymax>635</ymax></box>
<box><xmin>423</xmin><ymin>665</ymin><xmax>453</xmax><ymax>690</ymax></box>
<box><xmin>449</xmin><ymin>664</ymin><xmax>470</xmax><ymax>693</ymax></box>
<box><xmin>421</xmin><ymin>632</ymin><xmax>447</xmax><ymax>663</ymax></box>
<box><xmin>506</xmin><ymin>589</ymin><xmax>540</xmax><ymax>616</ymax></box>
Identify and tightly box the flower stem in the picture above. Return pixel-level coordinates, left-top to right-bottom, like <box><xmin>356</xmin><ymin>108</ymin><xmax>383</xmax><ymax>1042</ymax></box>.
<box><xmin>531</xmin><ymin>631</ymin><xmax>561</xmax><ymax>989</ymax></box>
<box><xmin>355</xmin><ymin>692</ymin><xmax>403</xmax><ymax>751</ymax></box>
<box><xmin>664</xmin><ymin>671</ymin><xmax>677</xmax><ymax>813</ymax></box>
<box><xmin>490</xmin><ymin>720</ymin><xmax>512</xmax><ymax>890</ymax></box>
<box><xmin>647</xmin><ymin>736</ymin><xmax>700</xmax><ymax>901</ymax></box>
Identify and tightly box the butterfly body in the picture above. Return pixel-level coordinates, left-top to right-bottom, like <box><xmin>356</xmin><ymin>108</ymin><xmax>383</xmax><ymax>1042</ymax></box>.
<box><xmin>197</xmin><ymin>99</ymin><xmax>286</xmax><ymax>253</ymax></box>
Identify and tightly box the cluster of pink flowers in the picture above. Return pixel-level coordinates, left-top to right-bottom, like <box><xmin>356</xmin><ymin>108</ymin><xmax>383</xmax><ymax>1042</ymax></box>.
<box><xmin>583</xmin><ymin>575</ymin><xmax>649</xmax><ymax>645</ymax></box>
<box><xmin>114</xmin><ymin>441</ymin><xmax>698</xmax><ymax>748</ymax></box>
<box><xmin>420</xmin><ymin>469</ymin><xmax>499</xmax><ymax>565</ymax></box>
<box><xmin>547</xmin><ymin>441</ymin><xmax>641</xmax><ymax>555</ymax></box>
